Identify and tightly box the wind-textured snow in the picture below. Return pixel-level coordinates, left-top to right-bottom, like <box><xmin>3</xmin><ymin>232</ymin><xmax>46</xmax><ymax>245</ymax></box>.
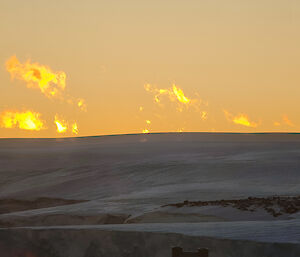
<box><xmin>1</xmin><ymin>133</ymin><xmax>300</xmax><ymax>244</ymax></box>
<box><xmin>11</xmin><ymin>219</ymin><xmax>299</xmax><ymax>244</ymax></box>
<box><xmin>1</xmin><ymin>133</ymin><xmax>299</xmax><ymax>207</ymax></box>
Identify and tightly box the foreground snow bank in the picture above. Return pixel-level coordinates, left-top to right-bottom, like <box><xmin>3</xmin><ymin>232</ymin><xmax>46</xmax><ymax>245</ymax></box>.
<box><xmin>0</xmin><ymin>227</ymin><xmax>299</xmax><ymax>257</ymax></box>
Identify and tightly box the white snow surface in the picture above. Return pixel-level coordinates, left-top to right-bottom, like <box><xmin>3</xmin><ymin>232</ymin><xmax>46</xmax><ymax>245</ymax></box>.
<box><xmin>5</xmin><ymin>219</ymin><xmax>300</xmax><ymax>244</ymax></box>
<box><xmin>1</xmin><ymin>133</ymin><xmax>300</xmax><ymax>243</ymax></box>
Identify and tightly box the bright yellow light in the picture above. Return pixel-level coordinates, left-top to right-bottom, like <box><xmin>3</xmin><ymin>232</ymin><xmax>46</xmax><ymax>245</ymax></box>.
<box><xmin>224</xmin><ymin>110</ymin><xmax>258</xmax><ymax>128</ymax></box>
<box><xmin>172</xmin><ymin>84</ymin><xmax>190</xmax><ymax>104</ymax></box>
<box><xmin>144</xmin><ymin>84</ymin><xmax>191</xmax><ymax>105</ymax></box>
<box><xmin>72</xmin><ymin>122</ymin><xmax>79</xmax><ymax>135</ymax></box>
<box><xmin>233</xmin><ymin>115</ymin><xmax>257</xmax><ymax>128</ymax></box>
<box><xmin>0</xmin><ymin>110</ymin><xmax>45</xmax><ymax>131</ymax></box>
<box><xmin>77</xmin><ymin>99</ymin><xmax>87</xmax><ymax>112</ymax></box>
<box><xmin>54</xmin><ymin>116</ymin><xmax>68</xmax><ymax>133</ymax></box>
<box><xmin>6</xmin><ymin>56</ymin><xmax>87</xmax><ymax>113</ymax></box>
<box><xmin>6</xmin><ymin>56</ymin><xmax>66</xmax><ymax>99</ymax></box>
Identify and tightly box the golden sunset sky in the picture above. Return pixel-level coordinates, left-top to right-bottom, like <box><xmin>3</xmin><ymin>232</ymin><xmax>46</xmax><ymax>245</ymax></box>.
<box><xmin>1</xmin><ymin>0</ymin><xmax>300</xmax><ymax>137</ymax></box>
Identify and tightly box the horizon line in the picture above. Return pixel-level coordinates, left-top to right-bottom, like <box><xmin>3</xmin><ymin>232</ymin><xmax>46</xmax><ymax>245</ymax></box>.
<box><xmin>1</xmin><ymin>131</ymin><xmax>300</xmax><ymax>140</ymax></box>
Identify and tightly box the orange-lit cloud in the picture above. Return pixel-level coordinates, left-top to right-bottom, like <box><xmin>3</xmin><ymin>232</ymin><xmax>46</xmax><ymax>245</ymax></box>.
<box><xmin>54</xmin><ymin>115</ymin><xmax>79</xmax><ymax>134</ymax></box>
<box><xmin>72</xmin><ymin>122</ymin><xmax>79</xmax><ymax>135</ymax></box>
<box><xmin>0</xmin><ymin>110</ymin><xmax>45</xmax><ymax>131</ymax></box>
<box><xmin>142</xmin><ymin>83</ymin><xmax>208</xmax><ymax>132</ymax></box>
<box><xmin>201</xmin><ymin>111</ymin><xmax>208</xmax><ymax>120</ymax></box>
<box><xmin>142</xmin><ymin>120</ymin><xmax>151</xmax><ymax>134</ymax></box>
<box><xmin>144</xmin><ymin>83</ymin><xmax>192</xmax><ymax>106</ymax></box>
<box><xmin>224</xmin><ymin>110</ymin><xmax>258</xmax><ymax>128</ymax></box>
<box><xmin>274</xmin><ymin>115</ymin><xmax>295</xmax><ymax>128</ymax></box>
<box><xmin>3</xmin><ymin>56</ymin><xmax>87</xmax><ymax>136</ymax></box>
<box><xmin>77</xmin><ymin>98</ymin><xmax>87</xmax><ymax>112</ymax></box>
<box><xmin>6</xmin><ymin>56</ymin><xmax>66</xmax><ymax>99</ymax></box>
<box><xmin>54</xmin><ymin>116</ymin><xmax>68</xmax><ymax>133</ymax></box>
<box><xmin>282</xmin><ymin>115</ymin><xmax>294</xmax><ymax>127</ymax></box>
<box><xmin>6</xmin><ymin>56</ymin><xmax>87</xmax><ymax>112</ymax></box>
<box><xmin>274</xmin><ymin>122</ymin><xmax>281</xmax><ymax>127</ymax></box>
<box><xmin>172</xmin><ymin>85</ymin><xmax>191</xmax><ymax>104</ymax></box>
<box><xmin>144</xmin><ymin>83</ymin><xmax>207</xmax><ymax>114</ymax></box>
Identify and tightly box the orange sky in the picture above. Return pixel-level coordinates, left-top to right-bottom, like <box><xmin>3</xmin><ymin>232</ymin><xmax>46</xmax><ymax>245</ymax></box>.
<box><xmin>1</xmin><ymin>0</ymin><xmax>300</xmax><ymax>138</ymax></box>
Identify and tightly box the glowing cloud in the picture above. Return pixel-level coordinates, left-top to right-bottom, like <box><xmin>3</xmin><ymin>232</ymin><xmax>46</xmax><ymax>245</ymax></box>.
<box><xmin>282</xmin><ymin>115</ymin><xmax>294</xmax><ymax>127</ymax></box>
<box><xmin>6</xmin><ymin>56</ymin><xmax>66</xmax><ymax>99</ymax></box>
<box><xmin>0</xmin><ymin>110</ymin><xmax>45</xmax><ymax>131</ymax></box>
<box><xmin>144</xmin><ymin>83</ymin><xmax>208</xmax><ymax>115</ymax></box>
<box><xmin>54</xmin><ymin>116</ymin><xmax>68</xmax><ymax>133</ymax></box>
<box><xmin>274</xmin><ymin>115</ymin><xmax>295</xmax><ymax>128</ymax></box>
<box><xmin>274</xmin><ymin>122</ymin><xmax>281</xmax><ymax>127</ymax></box>
<box><xmin>72</xmin><ymin>122</ymin><xmax>79</xmax><ymax>135</ymax></box>
<box><xmin>224</xmin><ymin>110</ymin><xmax>258</xmax><ymax>128</ymax></box>
<box><xmin>142</xmin><ymin>83</ymin><xmax>208</xmax><ymax>132</ymax></box>
<box><xmin>144</xmin><ymin>83</ymin><xmax>191</xmax><ymax>105</ymax></box>
<box><xmin>142</xmin><ymin>129</ymin><xmax>150</xmax><ymax>134</ymax></box>
<box><xmin>54</xmin><ymin>116</ymin><xmax>79</xmax><ymax>134</ymax></box>
<box><xmin>172</xmin><ymin>85</ymin><xmax>190</xmax><ymax>104</ymax></box>
<box><xmin>3</xmin><ymin>56</ymin><xmax>86</xmax><ymax>136</ymax></box>
<box><xmin>77</xmin><ymin>98</ymin><xmax>87</xmax><ymax>112</ymax></box>
<box><xmin>201</xmin><ymin>111</ymin><xmax>208</xmax><ymax>120</ymax></box>
<box><xmin>6</xmin><ymin>56</ymin><xmax>87</xmax><ymax>112</ymax></box>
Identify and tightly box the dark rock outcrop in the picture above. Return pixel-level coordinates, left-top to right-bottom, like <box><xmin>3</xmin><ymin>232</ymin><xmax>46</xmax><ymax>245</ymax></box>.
<box><xmin>163</xmin><ymin>196</ymin><xmax>300</xmax><ymax>217</ymax></box>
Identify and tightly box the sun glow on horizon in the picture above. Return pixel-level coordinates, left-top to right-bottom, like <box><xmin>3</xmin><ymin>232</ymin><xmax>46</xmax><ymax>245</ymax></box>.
<box><xmin>1</xmin><ymin>1</ymin><xmax>299</xmax><ymax>137</ymax></box>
